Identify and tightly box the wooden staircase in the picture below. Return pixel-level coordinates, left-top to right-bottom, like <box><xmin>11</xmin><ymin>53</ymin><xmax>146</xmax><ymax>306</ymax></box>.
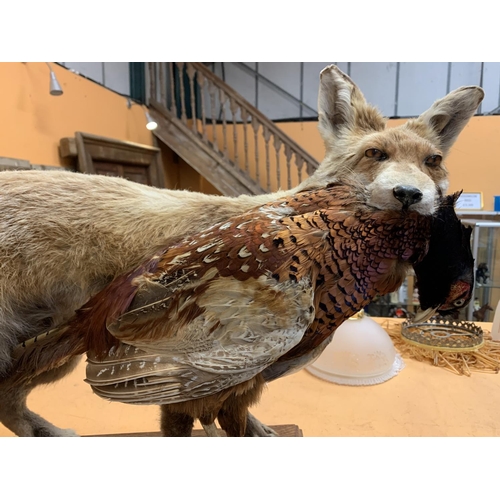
<box><xmin>148</xmin><ymin>100</ymin><xmax>263</xmax><ymax>196</ymax></box>
<box><xmin>146</xmin><ymin>62</ymin><xmax>319</xmax><ymax>196</ymax></box>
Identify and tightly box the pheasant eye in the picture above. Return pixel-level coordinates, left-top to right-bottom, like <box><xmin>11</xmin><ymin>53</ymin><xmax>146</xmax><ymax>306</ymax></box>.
<box><xmin>453</xmin><ymin>298</ymin><xmax>465</xmax><ymax>307</ymax></box>
<box><xmin>425</xmin><ymin>154</ymin><xmax>442</xmax><ymax>167</ymax></box>
<box><xmin>365</xmin><ymin>148</ymin><xmax>387</xmax><ymax>160</ymax></box>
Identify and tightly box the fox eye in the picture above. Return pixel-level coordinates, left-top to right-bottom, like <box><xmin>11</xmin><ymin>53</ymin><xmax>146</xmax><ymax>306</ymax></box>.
<box><xmin>365</xmin><ymin>148</ymin><xmax>387</xmax><ymax>160</ymax></box>
<box><xmin>425</xmin><ymin>154</ymin><xmax>442</xmax><ymax>167</ymax></box>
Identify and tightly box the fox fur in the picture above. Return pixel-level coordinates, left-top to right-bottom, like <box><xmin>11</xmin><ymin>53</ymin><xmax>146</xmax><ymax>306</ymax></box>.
<box><xmin>0</xmin><ymin>65</ymin><xmax>483</xmax><ymax>437</ymax></box>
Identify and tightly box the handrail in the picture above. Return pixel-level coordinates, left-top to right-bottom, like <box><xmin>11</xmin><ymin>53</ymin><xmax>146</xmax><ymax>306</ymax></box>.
<box><xmin>191</xmin><ymin>63</ymin><xmax>319</xmax><ymax>170</ymax></box>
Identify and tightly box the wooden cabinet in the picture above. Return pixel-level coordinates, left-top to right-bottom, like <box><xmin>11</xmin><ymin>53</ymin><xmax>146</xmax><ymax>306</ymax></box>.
<box><xmin>60</xmin><ymin>133</ymin><xmax>165</xmax><ymax>188</ymax></box>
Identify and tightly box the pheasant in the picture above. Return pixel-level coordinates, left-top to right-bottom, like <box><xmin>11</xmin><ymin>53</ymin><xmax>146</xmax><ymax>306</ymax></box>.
<box><xmin>11</xmin><ymin>183</ymin><xmax>473</xmax><ymax>436</ymax></box>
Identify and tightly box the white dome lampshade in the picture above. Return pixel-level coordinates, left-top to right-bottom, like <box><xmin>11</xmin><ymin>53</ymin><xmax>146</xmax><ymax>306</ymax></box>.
<box><xmin>306</xmin><ymin>311</ymin><xmax>405</xmax><ymax>386</ymax></box>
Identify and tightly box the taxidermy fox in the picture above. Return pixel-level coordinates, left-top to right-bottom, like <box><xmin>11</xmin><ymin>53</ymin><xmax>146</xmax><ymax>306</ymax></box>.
<box><xmin>0</xmin><ymin>65</ymin><xmax>483</xmax><ymax>437</ymax></box>
<box><xmin>11</xmin><ymin>185</ymin><xmax>474</xmax><ymax>438</ymax></box>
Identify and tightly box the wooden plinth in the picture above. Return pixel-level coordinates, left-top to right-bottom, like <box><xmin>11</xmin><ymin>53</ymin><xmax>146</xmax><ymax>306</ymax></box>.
<box><xmin>87</xmin><ymin>424</ymin><xmax>303</xmax><ymax>437</ymax></box>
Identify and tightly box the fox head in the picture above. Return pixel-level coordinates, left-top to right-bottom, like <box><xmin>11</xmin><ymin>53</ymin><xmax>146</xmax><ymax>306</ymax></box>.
<box><xmin>301</xmin><ymin>65</ymin><xmax>484</xmax><ymax>216</ymax></box>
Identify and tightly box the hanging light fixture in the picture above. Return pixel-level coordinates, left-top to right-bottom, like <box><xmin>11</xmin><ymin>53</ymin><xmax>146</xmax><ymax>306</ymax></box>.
<box><xmin>46</xmin><ymin>63</ymin><xmax>63</xmax><ymax>96</ymax></box>
<box><xmin>127</xmin><ymin>98</ymin><xmax>158</xmax><ymax>131</ymax></box>
<box><xmin>145</xmin><ymin>110</ymin><xmax>158</xmax><ymax>130</ymax></box>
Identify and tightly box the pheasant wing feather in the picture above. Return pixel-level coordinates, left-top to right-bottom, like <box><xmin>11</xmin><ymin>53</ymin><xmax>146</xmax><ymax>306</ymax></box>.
<box><xmin>85</xmin><ymin>200</ymin><xmax>321</xmax><ymax>404</ymax></box>
<box><xmin>86</xmin><ymin>278</ymin><xmax>314</xmax><ymax>404</ymax></box>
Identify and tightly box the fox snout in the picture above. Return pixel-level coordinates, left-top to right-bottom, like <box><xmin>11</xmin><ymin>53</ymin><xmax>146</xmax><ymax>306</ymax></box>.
<box><xmin>393</xmin><ymin>185</ymin><xmax>424</xmax><ymax>210</ymax></box>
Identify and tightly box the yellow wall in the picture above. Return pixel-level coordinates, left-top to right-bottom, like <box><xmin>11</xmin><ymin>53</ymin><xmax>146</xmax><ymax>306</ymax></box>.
<box><xmin>276</xmin><ymin>121</ymin><xmax>325</xmax><ymax>163</ymax></box>
<box><xmin>0</xmin><ymin>62</ymin><xmax>153</xmax><ymax>167</ymax></box>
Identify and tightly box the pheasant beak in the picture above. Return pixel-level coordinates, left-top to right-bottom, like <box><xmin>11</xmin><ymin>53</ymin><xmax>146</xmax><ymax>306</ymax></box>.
<box><xmin>413</xmin><ymin>306</ymin><xmax>439</xmax><ymax>323</ymax></box>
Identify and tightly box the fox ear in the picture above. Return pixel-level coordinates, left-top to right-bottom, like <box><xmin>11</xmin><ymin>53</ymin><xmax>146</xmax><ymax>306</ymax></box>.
<box><xmin>317</xmin><ymin>65</ymin><xmax>385</xmax><ymax>150</ymax></box>
<box><xmin>407</xmin><ymin>86</ymin><xmax>484</xmax><ymax>157</ymax></box>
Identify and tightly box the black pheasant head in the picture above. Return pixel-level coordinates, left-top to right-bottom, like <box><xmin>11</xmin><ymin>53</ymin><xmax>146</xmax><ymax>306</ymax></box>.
<box><xmin>412</xmin><ymin>191</ymin><xmax>474</xmax><ymax>321</ymax></box>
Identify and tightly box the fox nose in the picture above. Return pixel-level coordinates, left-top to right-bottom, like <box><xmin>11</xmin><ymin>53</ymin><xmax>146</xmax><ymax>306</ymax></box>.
<box><xmin>393</xmin><ymin>185</ymin><xmax>423</xmax><ymax>208</ymax></box>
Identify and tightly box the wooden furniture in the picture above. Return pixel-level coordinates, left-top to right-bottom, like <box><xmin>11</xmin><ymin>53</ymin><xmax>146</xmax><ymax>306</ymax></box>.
<box><xmin>60</xmin><ymin>133</ymin><xmax>165</xmax><ymax>188</ymax></box>
<box><xmin>88</xmin><ymin>425</ymin><xmax>303</xmax><ymax>437</ymax></box>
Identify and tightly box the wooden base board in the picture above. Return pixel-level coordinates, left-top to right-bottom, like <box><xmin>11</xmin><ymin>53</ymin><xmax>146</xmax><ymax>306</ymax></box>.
<box><xmin>87</xmin><ymin>424</ymin><xmax>303</xmax><ymax>437</ymax></box>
